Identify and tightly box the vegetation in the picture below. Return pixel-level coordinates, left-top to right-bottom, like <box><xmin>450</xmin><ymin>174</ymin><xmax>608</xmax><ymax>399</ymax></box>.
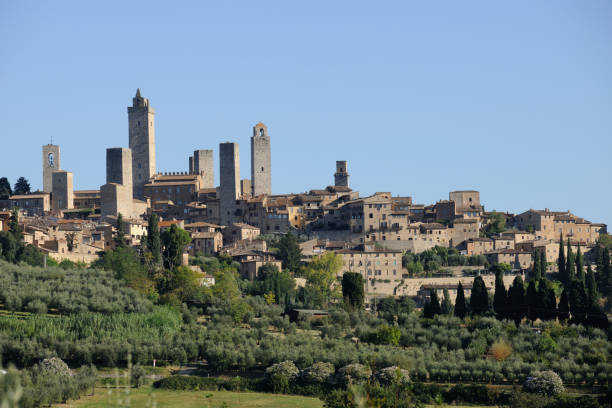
<box><xmin>403</xmin><ymin>246</ymin><xmax>487</xmax><ymax>276</ymax></box>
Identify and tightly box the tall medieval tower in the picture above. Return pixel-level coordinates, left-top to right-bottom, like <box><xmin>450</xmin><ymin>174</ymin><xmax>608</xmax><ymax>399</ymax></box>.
<box><xmin>250</xmin><ymin>122</ymin><xmax>271</xmax><ymax>196</ymax></box>
<box><xmin>42</xmin><ymin>144</ymin><xmax>61</xmax><ymax>193</ymax></box>
<box><xmin>128</xmin><ymin>89</ymin><xmax>156</xmax><ymax>198</ymax></box>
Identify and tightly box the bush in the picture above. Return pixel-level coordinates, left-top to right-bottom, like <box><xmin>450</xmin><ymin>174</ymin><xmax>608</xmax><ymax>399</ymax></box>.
<box><xmin>131</xmin><ymin>364</ymin><xmax>146</xmax><ymax>388</ymax></box>
<box><xmin>334</xmin><ymin>364</ymin><xmax>372</xmax><ymax>385</ymax></box>
<box><xmin>265</xmin><ymin>360</ymin><xmax>299</xmax><ymax>393</ymax></box>
<box><xmin>523</xmin><ymin>370</ymin><xmax>564</xmax><ymax>396</ymax></box>
<box><xmin>376</xmin><ymin>366</ymin><xmax>410</xmax><ymax>385</ymax></box>
<box><xmin>489</xmin><ymin>339</ymin><xmax>512</xmax><ymax>361</ymax></box>
<box><xmin>300</xmin><ymin>361</ymin><xmax>335</xmax><ymax>384</ymax></box>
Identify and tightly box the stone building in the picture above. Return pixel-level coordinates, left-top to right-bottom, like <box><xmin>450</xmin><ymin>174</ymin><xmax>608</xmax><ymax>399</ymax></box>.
<box><xmin>223</xmin><ymin>222</ymin><xmax>260</xmax><ymax>244</ymax></box>
<box><xmin>101</xmin><ymin>148</ymin><xmax>134</xmax><ymax>218</ymax></box>
<box><xmin>457</xmin><ymin>237</ymin><xmax>494</xmax><ymax>256</ymax></box>
<box><xmin>450</xmin><ymin>218</ymin><xmax>479</xmax><ymax>246</ymax></box>
<box><xmin>515</xmin><ymin>209</ymin><xmax>605</xmax><ymax>244</ymax></box>
<box><xmin>9</xmin><ymin>193</ymin><xmax>50</xmax><ymax>215</ymax></box>
<box><xmin>73</xmin><ymin>190</ymin><xmax>101</xmax><ymax>210</ymax></box>
<box><xmin>334</xmin><ymin>160</ymin><xmax>349</xmax><ymax>187</ymax></box>
<box><xmin>251</xmin><ymin>122</ymin><xmax>271</xmax><ymax>197</ymax></box>
<box><xmin>219</xmin><ymin>142</ymin><xmax>240</xmax><ymax>226</ymax></box>
<box><xmin>144</xmin><ymin>172</ymin><xmax>202</xmax><ymax>217</ymax></box>
<box><xmin>190</xmin><ymin>231</ymin><xmax>223</xmax><ymax>255</ymax></box>
<box><xmin>448</xmin><ymin>190</ymin><xmax>482</xmax><ymax>218</ymax></box>
<box><xmin>42</xmin><ymin>144</ymin><xmax>61</xmax><ymax>193</ymax></box>
<box><xmin>486</xmin><ymin>249</ymin><xmax>532</xmax><ymax>270</ymax></box>
<box><xmin>51</xmin><ymin>170</ymin><xmax>74</xmax><ymax>211</ymax></box>
<box><xmin>191</xmin><ymin>149</ymin><xmax>214</xmax><ymax>188</ymax></box>
<box><xmin>128</xmin><ymin>89</ymin><xmax>156</xmax><ymax>198</ymax></box>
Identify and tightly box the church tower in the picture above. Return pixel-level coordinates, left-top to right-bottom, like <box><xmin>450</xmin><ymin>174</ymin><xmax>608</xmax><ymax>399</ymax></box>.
<box><xmin>251</xmin><ymin>122</ymin><xmax>271</xmax><ymax>196</ymax></box>
<box><xmin>128</xmin><ymin>89</ymin><xmax>156</xmax><ymax>198</ymax></box>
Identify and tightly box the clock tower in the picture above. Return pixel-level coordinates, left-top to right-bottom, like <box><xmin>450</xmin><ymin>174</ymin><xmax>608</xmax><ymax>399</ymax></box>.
<box><xmin>42</xmin><ymin>144</ymin><xmax>61</xmax><ymax>193</ymax></box>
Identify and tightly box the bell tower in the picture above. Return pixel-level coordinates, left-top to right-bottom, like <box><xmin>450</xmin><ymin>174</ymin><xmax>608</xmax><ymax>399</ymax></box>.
<box><xmin>128</xmin><ymin>88</ymin><xmax>156</xmax><ymax>198</ymax></box>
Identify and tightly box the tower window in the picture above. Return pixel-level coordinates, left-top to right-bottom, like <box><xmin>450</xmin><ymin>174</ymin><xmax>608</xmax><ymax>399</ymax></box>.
<box><xmin>261</xmin><ymin>167</ymin><xmax>264</xmax><ymax>172</ymax></box>
<box><xmin>138</xmin><ymin>121</ymin><xmax>140</xmax><ymax>126</ymax></box>
<box><xmin>259</xmin><ymin>128</ymin><xmax>264</xmax><ymax>137</ymax></box>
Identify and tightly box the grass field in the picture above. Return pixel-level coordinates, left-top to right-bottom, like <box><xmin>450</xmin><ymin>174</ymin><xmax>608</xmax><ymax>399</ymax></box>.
<box><xmin>58</xmin><ymin>387</ymin><xmax>324</xmax><ymax>408</ymax></box>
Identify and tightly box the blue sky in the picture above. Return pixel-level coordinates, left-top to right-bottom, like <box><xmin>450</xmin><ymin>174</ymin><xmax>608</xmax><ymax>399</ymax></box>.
<box><xmin>1</xmin><ymin>1</ymin><xmax>611</xmax><ymax>226</ymax></box>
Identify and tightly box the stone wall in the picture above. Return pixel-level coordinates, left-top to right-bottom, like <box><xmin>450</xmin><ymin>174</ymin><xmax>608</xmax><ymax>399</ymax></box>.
<box><xmin>251</xmin><ymin>122</ymin><xmax>271</xmax><ymax>196</ymax></box>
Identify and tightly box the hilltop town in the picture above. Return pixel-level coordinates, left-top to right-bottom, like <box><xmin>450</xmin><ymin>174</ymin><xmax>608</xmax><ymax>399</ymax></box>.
<box><xmin>0</xmin><ymin>89</ymin><xmax>608</xmax><ymax>305</ymax></box>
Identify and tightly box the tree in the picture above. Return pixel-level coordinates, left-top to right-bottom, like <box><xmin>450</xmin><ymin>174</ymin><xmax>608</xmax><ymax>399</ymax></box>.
<box><xmin>470</xmin><ymin>276</ymin><xmax>489</xmax><ymax>315</ymax></box>
<box><xmin>255</xmin><ymin>263</ymin><xmax>296</xmax><ymax>305</ymax></box>
<box><xmin>486</xmin><ymin>211</ymin><xmax>506</xmax><ymax>236</ymax></box>
<box><xmin>441</xmin><ymin>288</ymin><xmax>453</xmax><ymax>315</ymax></box>
<box><xmin>0</xmin><ymin>231</ymin><xmax>18</xmax><ymax>263</ymax></box>
<box><xmin>538</xmin><ymin>279</ymin><xmax>557</xmax><ymax>320</ymax></box>
<box><xmin>304</xmin><ymin>252</ymin><xmax>342</xmax><ymax>307</ymax></box>
<box><xmin>526</xmin><ymin>280</ymin><xmax>539</xmax><ymax>321</ymax></box>
<box><xmin>147</xmin><ymin>213</ymin><xmax>161</xmax><ymax>264</ymax></box>
<box><xmin>161</xmin><ymin>224</ymin><xmax>191</xmax><ymax>270</ymax></box>
<box><xmin>539</xmin><ymin>250</ymin><xmax>547</xmax><ymax>277</ymax></box>
<box><xmin>277</xmin><ymin>232</ymin><xmax>302</xmax><ymax>272</ymax></box>
<box><xmin>375</xmin><ymin>324</ymin><xmax>401</xmax><ymax>345</ymax></box>
<box><xmin>507</xmin><ymin>275</ymin><xmax>526</xmax><ymax>325</ymax></box>
<box><xmin>586</xmin><ymin>265</ymin><xmax>598</xmax><ymax>307</ymax></box>
<box><xmin>557</xmin><ymin>289</ymin><xmax>570</xmax><ymax>321</ymax></box>
<box><xmin>8</xmin><ymin>209</ymin><xmax>21</xmax><ymax>241</ymax></box>
<box><xmin>523</xmin><ymin>370</ymin><xmax>564</xmax><ymax>397</ymax></box>
<box><xmin>566</xmin><ymin>239</ymin><xmax>575</xmax><ymax>281</ymax></box>
<box><xmin>493</xmin><ymin>271</ymin><xmax>507</xmax><ymax>320</ymax></box>
<box><xmin>424</xmin><ymin>289</ymin><xmax>441</xmax><ymax>318</ymax></box>
<box><xmin>13</xmin><ymin>177</ymin><xmax>30</xmax><ymax>195</ymax></box>
<box><xmin>65</xmin><ymin>232</ymin><xmax>76</xmax><ymax>252</ymax></box>
<box><xmin>454</xmin><ymin>282</ymin><xmax>467</xmax><ymax>318</ymax></box>
<box><xmin>0</xmin><ymin>177</ymin><xmax>12</xmax><ymax>199</ymax></box>
<box><xmin>557</xmin><ymin>233</ymin><xmax>566</xmax><ymax>285</ymax></box>
<box><xmin>575</xmin><ymin>244</ymin><xmax>584</xmax><ymax>283</ymax></box>
<box><xmin>341</xmin><ymin>272</ymin><xmax>365</xmax><ymax>309</ymax></box>
<box><xmin>114</xmin><ymin>213</ymin><xmax>127</xmax><ymax>248</ymax></box>
<box><xmin>568</xmin><ymin>279</ymin><xmax>587</xmax><ymax>325</ymax></box>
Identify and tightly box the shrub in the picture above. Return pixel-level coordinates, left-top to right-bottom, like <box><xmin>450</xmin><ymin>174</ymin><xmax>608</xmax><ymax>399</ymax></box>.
<box><xmin>489</xmin><ymin>339</ymin><xmax>512</xmax><ymax>361</ymax></box>
<box><xmin>334</xmin><ymin>363</ymin><xmax>372</xmax><ymax>385</ymax></box>
<box><xmin>131</xmin><ymin>364</ymin><xmax>146</xmax><ymax>388</ymax></box>
<box><xmin>523</xmin><ymin>370</ymin><xmax>564</xmax><ymax>396</ymax></box>
<box><xmin>300</xmin><ymin>361</ymin><xmax>335</xmax><ymax>384</ymax></box>
<box><xmin>265</xmin><ymin>360</ymin><xmax>299</xmax><ymax>393</ymax></box>
<box><xmin>376</xmin><ymin>366</ymin><xmax>410</xmax><ymax>385</ymax></box>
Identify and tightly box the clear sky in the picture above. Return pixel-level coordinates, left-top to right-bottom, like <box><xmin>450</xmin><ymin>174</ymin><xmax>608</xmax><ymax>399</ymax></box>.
<box><xmin>1</xmin><ymin>1</ymin><xmax>611</xmax><ymax>225</ymax></box>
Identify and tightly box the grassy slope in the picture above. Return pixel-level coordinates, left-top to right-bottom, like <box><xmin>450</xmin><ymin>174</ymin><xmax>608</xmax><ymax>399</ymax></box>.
<box><xmin>58</xmin><ymin>388</ymin><xmax>324</xmax><ymax>408</ymax></box>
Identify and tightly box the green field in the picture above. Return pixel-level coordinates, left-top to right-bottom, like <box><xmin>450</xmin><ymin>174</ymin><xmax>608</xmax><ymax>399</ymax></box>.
<box><xmin>59</xmin><ymin>387</ymin><xmax>324</xmax><ymax>408</ymax></box>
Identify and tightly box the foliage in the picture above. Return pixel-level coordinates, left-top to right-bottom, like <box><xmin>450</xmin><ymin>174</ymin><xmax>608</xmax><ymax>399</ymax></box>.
<box><xmin>484</xmin><ymin>211</ymin><xmax>506</xmax><ymax>236</ymax></box>
<box><xmin>303</xmin><ymin>252</ymin><xmax>342</xmax><ymax>307</ymax></box>
<box><xmin>300</xmin><ymin>361</ymin><xmax>335</xmax><ymax>384</ymax></box>
<box><xmin>375</xmin><ymin>366</ymin><xmax>410</xmax><ymax>385</ymax></box>
<box><xmin>489</xmin><ymin>339</ymin><xmax>512</xmax><ymax>361</ymax></box>
<box><xmin>147</xmin><ymin>213</ymin><xmax>161</xmax><ymax>265</ymax></box>
<box><xmin>334</xmin><ymin>364</ymin><xmax>372</xmax><ymax>385</ymax></box>
<box><xmin>251</xmin><ymin>263</ymin><xmax>295</xmax><ymax>306</ymax></box>
<box><xmin>161</xmin><ymin>224</ymin><xmax>191</xmax><ymax>270</ymax></box>
<box><xmin>265</xmin><ymin>360</ymin><xmax>300</xmax><ymax>393</ymax></box>
<box><xmin>375</xmin><ymin>324</ymin><xmax>401</xmax><ymax>345</ymax></box>
<box><xmin>469</xmin><ymin>276</ymin><xmax>489</xmax><ymax>315</ymax></box>
<box><xmin>277</xmin><ymin>232</ymin><xmax>302</xmax><ymax>272</ymax></box>
<box><xmin>342</xmin><ymin>272</ymin><xmax>364</xmax><ymax>309</ymax></box>
<box><xmin>523</xmin><ymin>370</ymin><xmax>564</xmax><ymax>396</ymax></box>
<box><xmin>0</xmin><ymin>177</ymin><xmax>12</xmax><ymax>200</ymax></box>
<box><xmin>131</xmin><ymin>364</ymin><xmax>146</xmax><ymax>388</ymax></box>
<box><xmin>454</xmin><ymin>282</ymin><xmax>467</xmax><ymax>318</ymax></box>
<box><xmin>13</xmin><ymin>177</ymin><xmax>30</xmax><ymax>196</ymax></box>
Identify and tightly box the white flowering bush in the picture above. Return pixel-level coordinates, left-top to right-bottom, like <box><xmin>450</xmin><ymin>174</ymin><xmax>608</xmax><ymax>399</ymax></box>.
<box><xmin>334</xmin><ymin>363</ymin><xmax>372</xmax><ymax>385</ymax></box>
<box><xmin>33</xmin><ymin>357</ymin><xmax>72</xmax><ymax>379</ymax></box>
<box><xmin>265</xmin><ymin>360</ymin><xmax>299</xmax><ymax>393</ymax></box>
<box><xmin>376</xmin><ymin>366</ymin><xmax>410</xmax><ymax>385</ymax></box>
<box><xmin>300</xmin><ymin>362</ymin><xmax>335</xmax><ymax>384</ymax></box>
<box><xmin>523</xmin><ymin>370</ymin><xmax>564</xmax><ymax>396</ymax></box>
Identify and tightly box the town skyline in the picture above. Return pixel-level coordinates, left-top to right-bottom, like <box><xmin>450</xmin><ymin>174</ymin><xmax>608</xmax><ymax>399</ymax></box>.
<box><xmin>1</xmin><ymin>1</ymin><xmax>611</xmax><ymax>227</ymax></box>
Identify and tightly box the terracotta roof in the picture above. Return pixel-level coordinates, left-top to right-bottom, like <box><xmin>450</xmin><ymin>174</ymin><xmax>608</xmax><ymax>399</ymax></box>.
<box><xmin>185</xmin><ymin>222</ymin><xmax>221</xmax><ymax>228</ymax></box>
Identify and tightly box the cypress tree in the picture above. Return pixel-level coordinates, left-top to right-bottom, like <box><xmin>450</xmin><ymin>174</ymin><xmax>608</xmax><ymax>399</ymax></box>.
<box><xmin>493</xmin><ymin>271</ymin><xmax>507</xmax><ymax>320</ymax></box>
<box><xmin>540</xmin><ymin>250</ymin><xmax>547</xmax><ymax>277</ymax></box>
<box><xmin>526</xmin><ymin>280</ymin><xmax>539</xmax><ymax>321</ymax></box>
<box><xmin>538</xmin><ymin>279</ymin><xmax>556</xmax><ymax>320</ymax></box>
<box><xmin>602</xmin><ymin>248</ymin><xmax>612</xmax><ymax>301</ymax></box>
<box><xmin>532</xmin><ymin>250</ymin><xmax>541</xmax><ymax>281</ymax></box>
<box><xmin>8</xmin><ymin>209</ymin><xmax>22</xmax><ymax>241</ymax></box>
<box><xmin>568</xmin><ymin>279</ymin><xmax>587</xmax><ymax>325</ymax></box>
<box><xmin>558</xmin><ymin>289</ymin><xmax>570</xmax><ymax>322</ymax></box>
<box><xmin>454</xmin><ymin>282</ymin><xmax>467</xmax><ymax>319</ymax></box>
<box><xmin>470</xmin><ymin>276</ymin><xmax>489</xmax><ymax>315</ymax></box>
<box><xmin>575</xmin><ymin>244</ymin><xmax>584</xmax><ymax>283</ymax></box>
<box><xmin>507</xmin><ymin>275</ymin><xmax>525</xmax><ymax>325</ymax></box>
<box><xmin>114</xmin><ymin>213</ymin><xmax>127</xmax><ymax>248</ymax></box>
<box><xmin>423</xmin><ymin>299</ymin><xmax>432</xmax><ymax>319</ymax></box>
<box><xmin>586</xmin><ymin>265</ymin><xmax>598</xmax><ymax>307</ymax></box>
<box><xmin>566</xmin><ymin>238</ymin><xmax>576</xmax><ymax>281</ymax></box>
<box><xmin>441</xmin><ymin>288</ymin><xmax>453</xmax><ymax>315</ymax></box>
<box><xmin>147</xmin><ymin>213</ymin><xmax>161</xmax><ymax>264</ymax></box>
<box><xmin>557</xmin><ymin>234</ymin><xmax>566</xmax><ymax>284</ymax></box>
<box><xmin>430</xmin><ymin>289</ymin><xmax>442</xmax><ymax>316</ymax></box>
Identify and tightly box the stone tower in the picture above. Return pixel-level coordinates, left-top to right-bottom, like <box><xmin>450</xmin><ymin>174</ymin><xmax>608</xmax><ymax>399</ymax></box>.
<box><xmin>334</xmin><ymin>160</ymin><xmax>349</xmax><ymax>187</ymax></box>
<box><xmin>219</xmin><ymin>142</ymin><xmax>240</xmax><ymax>226</ymax></box>
<box><xmin>42</xmin><ymin>144</ymin><xmax>61</xmax><ymax>193</ymax></box>
<box><xmin>128</xmin><ymin>89</ymin><xmax>156</xmax><ymax>198</ymax></box>
<box><xmin>51</xmin><ymin>170</ymin><xmax>74</xmax><ymax>210</ymax></box>
<box><xmin>250</xmin><ymin>122</ymin><xmax>271</xmax><ymax>196</ymax></box>
<box><xmin>193</xmin><ymin>149</ymin><xmax>214</xmax><ymax>188</ymax></box>
<box><xmin>101</xmin><ymin>148</ymin><xmax>133</xmax><ymax>218</ymax></box>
